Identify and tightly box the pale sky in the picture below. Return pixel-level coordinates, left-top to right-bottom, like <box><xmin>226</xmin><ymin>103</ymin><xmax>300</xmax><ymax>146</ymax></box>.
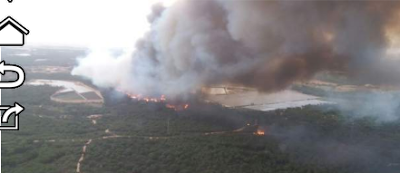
<box><xmin>0</xmin><ymin>0</ymin><xmax>175</xmax><ymax>48</ymax></box>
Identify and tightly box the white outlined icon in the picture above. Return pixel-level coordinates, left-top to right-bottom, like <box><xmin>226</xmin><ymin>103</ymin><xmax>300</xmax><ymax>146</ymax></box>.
<box><xmin>2</xmin><ymin>103</ymin><xmax>24</xmax><ymax>123</ymax></box>
<box><xmin>0</xmin><ymin>102</ymin><xmax>24</xmax><ymax>130</ymax></box>
<box><xmin>0</xmin><ymin>61</ymin><xmax>26</xmax><ymax>130</ymax></box>
<box><xmin>0</xmin><ymin>61</ymin><xmax>25</xmax><ymax>88</ymax></box>
<box><xmin>0</xmin><ymin>16</ymin><xmax>29</xmax><ymax>46</ymax></box>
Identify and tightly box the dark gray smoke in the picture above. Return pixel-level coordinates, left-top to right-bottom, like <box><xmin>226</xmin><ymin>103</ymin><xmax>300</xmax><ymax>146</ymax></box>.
<box><xmin>268</xmin><ymin>122</ymin><xmax>400</xmax><ymax>173</ymax></box>
<box><xmin>72</xmin><ymin>0</ymin><xmax>400</xmax><ymax>98</ymax></box>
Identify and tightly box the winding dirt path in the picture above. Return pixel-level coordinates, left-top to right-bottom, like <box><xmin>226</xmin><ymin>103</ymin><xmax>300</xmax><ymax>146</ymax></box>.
<box><xmin>76</xmin><ymin>139</ymin><xmax>92</xmax><ymax>173</ymax></box>
<box><xmin>20</xmin><ymin>123</ymin><xmax>252</xmax><ymax>173</ymax></box>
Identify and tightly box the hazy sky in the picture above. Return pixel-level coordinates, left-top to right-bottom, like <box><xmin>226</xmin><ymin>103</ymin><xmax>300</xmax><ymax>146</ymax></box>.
<box><xmin>0</xmin><ymin>0</ymin><xmax>175</xmax><ymax>48</ymax></box>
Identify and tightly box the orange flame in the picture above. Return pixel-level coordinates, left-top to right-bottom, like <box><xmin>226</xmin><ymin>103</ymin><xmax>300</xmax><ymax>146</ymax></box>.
<box><xmin>166</xmin><ymin>103</ymin><xmax>190</xmax><ymax>111</ymax></box>
<box><xmin>119</xmin><ymin>89</ymin><xmax>189</xmax><ymax>111</ymax></box>
<box><xmin>125</xmin><ymin>92</ymin><xmax>165</xmax><ymax>103</ymax></box>
<box><xmin>254</xmin><ymin>130</ymin><xmax>265</xmax><ymax>136</ymax></box>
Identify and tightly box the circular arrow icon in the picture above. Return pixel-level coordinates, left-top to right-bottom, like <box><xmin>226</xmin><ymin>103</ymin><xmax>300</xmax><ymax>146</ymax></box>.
<box><xmin>0</xmin><ymin>61</ymin><xmax>25</xmax><ymax>89</ymax></box>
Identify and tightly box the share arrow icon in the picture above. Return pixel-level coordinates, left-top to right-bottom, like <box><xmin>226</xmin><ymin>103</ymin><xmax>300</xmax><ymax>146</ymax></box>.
<box><xmin>0</xmin><ymin>103</ymin><xmax>24</xmax><ymax>123</ymax></box>
<box><xmin>0</xmin><ymin>102</ymin><xmax>24</xmax><ymax>130</ymax></box>
<box><xmin>0</xmin><ymin>61</ymin><xmax>25</xmax><ymax>89</ymax></box>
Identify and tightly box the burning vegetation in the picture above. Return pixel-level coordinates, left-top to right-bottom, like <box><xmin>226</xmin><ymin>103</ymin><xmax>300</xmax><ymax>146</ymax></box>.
<box><xmin>254</xmin><ymin>129</ymin><xmax>265</xmax><ymax>136</ymax></box>
<box><xmin>166</xmin><ymin>103</ymin><xmax>189</xmax><ymax>111</ymax></box>
<box><xmin>123</xmin><ymin>91</ymin><xmax>189</xmax><ymax>111</ymax></box>
<box><xmin>125</xmin><ymin>93</ymin><xmax>166</xmax><ymax>103</ymax></box>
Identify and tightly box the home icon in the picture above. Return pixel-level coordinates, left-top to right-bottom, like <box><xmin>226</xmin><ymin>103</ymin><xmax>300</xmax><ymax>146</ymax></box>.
<box><xmin>0</xmin><ymin>16</ymin><xmax>29</xmax><ymax>46</ymax></box>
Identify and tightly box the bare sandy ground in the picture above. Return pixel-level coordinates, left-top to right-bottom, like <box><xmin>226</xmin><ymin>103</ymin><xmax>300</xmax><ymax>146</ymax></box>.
<box><xmin>204</xmin><ymin>88</ymin><xmax>332</xmax><ymax>111</ymax></box>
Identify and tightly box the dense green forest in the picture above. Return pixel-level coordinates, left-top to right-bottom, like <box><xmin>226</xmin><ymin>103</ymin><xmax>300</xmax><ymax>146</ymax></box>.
<box><xmin>2</xmin><ymin>47</ymin><xmax>400</xmax><ymax>173</ymax></box>
<box><xmin>3</xmin><ymin>84</ymin><xmax>400</xmax><ymax>173</ymax></box>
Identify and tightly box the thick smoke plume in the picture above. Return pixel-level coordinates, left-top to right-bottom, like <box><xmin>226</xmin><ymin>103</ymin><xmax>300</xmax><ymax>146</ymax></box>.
<box><xmin>73</xmin><ymin>0</ymin><xmax>400</xmax><ymax>98</ymax></box>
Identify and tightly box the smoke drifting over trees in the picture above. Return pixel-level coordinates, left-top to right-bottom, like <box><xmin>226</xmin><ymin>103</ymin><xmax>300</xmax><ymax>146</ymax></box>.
<box><xmin>73</xmin><ymin>0</ymin><xmax>400</xmax><ymax>98</ymax></box>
